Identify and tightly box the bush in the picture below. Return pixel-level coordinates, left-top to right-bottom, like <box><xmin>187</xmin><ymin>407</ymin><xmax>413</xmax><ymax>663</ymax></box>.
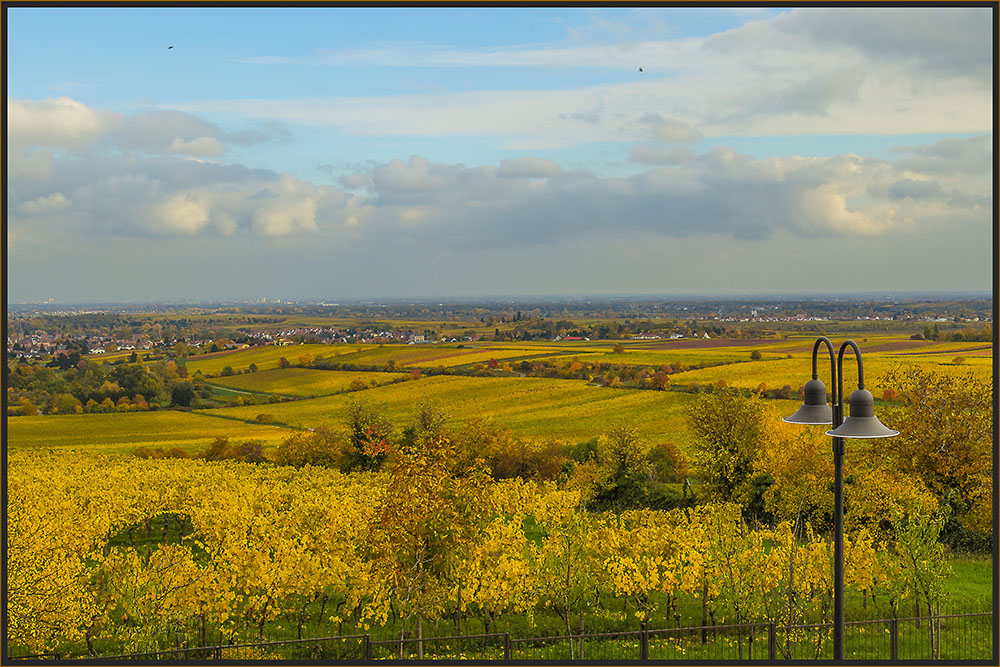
<box><xmin>255</xmin><ymin>413</ymin><xmax>277</xmax><ymax>424</ymax></box>
<box><xmin>234</xmin><ymin>439</ymin><xmax>266</xmax><ymax>464</ymax></box>
<box><xmin>347</xmin><ymin>378</ymin><xmax>369</xmax><ymax>392</ymax></box>
<box><xmin>200</xmin><ymin>436</ymin><xmax>268</xmax><ymax>463</ymax></box>
<box><xmin>273</xmin><ymin>428</ymin><xmax>353</xmax><ymax>469</ymax></box>
<box><xmin>647</xmin><ymin>482</ymin><xmax>697</xmax><ymax>510</ymax></box>
<box><xmin>647</xmin><ymin>442</ymin><xmax>688</xmax><ymax>483</ymax></box>
<box><xmin>202</xmin><ymin>436</ymin><xmax>234</xmax><ymax>461</ymax></box>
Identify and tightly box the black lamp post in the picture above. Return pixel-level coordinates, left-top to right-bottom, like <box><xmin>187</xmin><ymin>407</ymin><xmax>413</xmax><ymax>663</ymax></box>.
<box><xmin>782</xmin><ymin>337</ymin><xmax>899</xmax><ymax>660</ymax></box>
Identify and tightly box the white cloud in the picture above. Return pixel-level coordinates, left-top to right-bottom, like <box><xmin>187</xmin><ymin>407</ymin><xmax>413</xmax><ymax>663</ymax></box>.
<box><xmin>182</xmin><ymin>7</ymin><xmax>991</xmax><ymax>145</ymax></box>
<box><xmin>639</xmin><ymin>114</ymin><xmax>702</xmax><ymax>143</ymax></box>
<box><xmin>19</xmin><ymin>192</ymin><xmax>69</xmax><ymax>214</ymax></box>
<box><xmin>167</xmin><ymin>136</ymin><xmax>225</xmax><ymax>156</ymax></box>
<box><xmin>7</xmin><ymin>96</ymin><xmax>116</xmax><ymax>149</ymax></box>
<box><xmin>7</xmin><ymin>97</ymin><xmax>291</xmax><ymax>158</ymax></box>
<box><xmin>157</xmin><ymin>195</ymin><xmax>210</xmax><ymax>235</ymax></box>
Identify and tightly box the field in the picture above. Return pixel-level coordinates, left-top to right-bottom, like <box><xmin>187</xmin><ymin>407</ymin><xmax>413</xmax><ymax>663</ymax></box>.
<box><xmin>184</xmin><ymin>343</ymin><xmax>373</xmax><ymax>375</ymax></box>
<box><xmin>6</xmin><ymin>322</ymin><xmax>993</xmax><ymax>661</ymax></box>
<box><xmin>671</xmin><ymin>353</ymin><xmax>993</xmax><ymax>391</ymax></box>
<box><xmin>196</xmin><ymin>374</ymin><xmax>742</xmax><ymax>446</ymax></box>
<box><xmin>6</xmin><ymin>410</ymin><xmax>290</xmax><ymax>454</ymax></box>
<box><xmin>209</xmin><ymin>368</ymin><xmax>408</xmax><ymax>397</ymax></box>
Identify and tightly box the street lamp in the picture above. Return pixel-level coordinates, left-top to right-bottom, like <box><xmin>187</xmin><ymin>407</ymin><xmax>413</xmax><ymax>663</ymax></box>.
<box><xmin>782</xmin><ymin>337</ymin><xmax>898</xmax><ymax>660</ymax></box>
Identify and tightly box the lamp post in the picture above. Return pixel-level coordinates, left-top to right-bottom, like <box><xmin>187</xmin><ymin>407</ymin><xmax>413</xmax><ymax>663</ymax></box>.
<box><xmin>782</xmin><ymin>337</ymin><xmax>899</xmax><ymax>660</ymax></box>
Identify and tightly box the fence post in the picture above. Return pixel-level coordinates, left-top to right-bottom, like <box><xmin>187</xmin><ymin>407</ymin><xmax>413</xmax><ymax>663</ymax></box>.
<box><xmin>768</xmin><ymin>623</ymin><xmax>776</xmax><ymax>660</ymax></box>
<box><xmin>364</xmin><ymin>634</ymin><xmax>372</xmax><ymax>661</ymax></box>
<box><xmin>640</xmin><ymin>621</ymin><xmax>649</xmax><ymax>661</ymax></box>
<box><xmin>503</xmin><ymin>632</ymin><xmax>511</xmax><ymax>661</ymax></box>
<box><xmin>890</xmin><ymin>618</ymin><xmax>898</xmax><ymax>661</ymax></box>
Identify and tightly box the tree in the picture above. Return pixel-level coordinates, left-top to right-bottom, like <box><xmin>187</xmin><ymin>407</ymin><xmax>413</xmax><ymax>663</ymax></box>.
<box><xmin>651</xmin><ymin>370</ymin><xmax>671</xmax><ymax>391</ymax></box>
<box><xmin>273</xmin><ymin>428</ymin><xmax>352</xmax><ymax>469</ymax></box>
<box><xmin>365</xmin><ymin>433</ymin><xmax>491</xmax><ymax>658</ymax></box>
<box><xmin>685</xmin><ymin>388</ymin><xmax>769</xmax><ymax>508</ymax></box>
<box><xmin>532</xmin><ymin>488</ymin><xmax>602</xmax><ymax>659</ymax></box>
<box><xmin>54</xmin><ymin>393</ymin><xmax>84</xmax><ymax>415</ymax></box>
<box><xmin>612</xmin><ymin>344</ymin><xmax>625</xmax><ymax>354</ymax></box>
<box><xmin>878</xmin><ymin>367</ymin><xmax>992</xmax><ymax>534</ymax></box>
<box><xmin>345</xmin><ymin>399</ymin><xmax>393</xmax><ymax>471</ymax></box>
<box><xmin>758</xmin><ymin>420</ymin><xmax>833</xmax><ymax>526</ymax></box>
<box><xmin>279</xmin><ymin>357</ymin><xmax>291</xmax><ymax>369</ymax></box>
<box><xmin>589</xmin><ymin>423</ymin><xmax>653</xmax><ymax>510</ymax></box>
<box><xmin>169</xmin><ymin>381</ymin><xmax>196</xmax><ymax>407</ymax></box>
<box><xmin>750</xmin><ymin>350</ymin><xmax>762</xmax><ymax>361</ymax></box>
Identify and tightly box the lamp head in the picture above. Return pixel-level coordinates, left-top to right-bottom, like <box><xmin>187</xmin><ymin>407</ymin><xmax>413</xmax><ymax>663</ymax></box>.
<box><xmin>825</xmin><ymin>388</ymin><xmax>899</xmax><ymax>439</ymax></box>
<box><xmin>782</xmin><ymin>378</ymin><xmax>833</xmax><ymax>425</ymax></box>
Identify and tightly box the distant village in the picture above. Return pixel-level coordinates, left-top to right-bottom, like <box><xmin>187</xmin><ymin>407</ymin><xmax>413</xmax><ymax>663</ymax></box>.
<box><xmin>7</xmin><ymin>307</ymin><xmax>989</xmax><ymax>362</ymax></box>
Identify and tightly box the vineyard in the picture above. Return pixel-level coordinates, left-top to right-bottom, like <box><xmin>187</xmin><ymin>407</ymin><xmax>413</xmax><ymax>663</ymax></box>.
<box><xmin>7</xmin><ymin>448</ymin><xmax>986</xmax><ymax>660</ymax></box>
<box><xmin>196</xmin><ymin>375</ymin><xmax>713</xmax><ymax>445</ymax></box>
<box><xmin>6</xmin><ymin>327</ymin><xmax>993</xmax><ymax>660</ymax></box>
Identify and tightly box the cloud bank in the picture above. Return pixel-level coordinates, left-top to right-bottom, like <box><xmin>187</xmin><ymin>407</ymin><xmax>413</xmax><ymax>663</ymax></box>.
<box><xmin>8</xmin><ymin>98</ymin><xmax>990</xmax><ymax>253</ymax></box>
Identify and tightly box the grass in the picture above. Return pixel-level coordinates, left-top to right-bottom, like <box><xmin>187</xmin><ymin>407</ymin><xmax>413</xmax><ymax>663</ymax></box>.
<box><xmin>194</xmin><ymin>375</ymin><xmax>762</xmax><ymax>447</ymax></box>
<box><xmin>5</xmin><ymin>410</ymin><xmax>292</xmax><ymax>455</ymax></box>
<box><xmin>184</xmin><ymin>344</ymin><xmax>374</xmax><ymax>376</ymax></box>
<box><xmin>670</xmin><ymin>353</ymin><xmax>992</xmax><ymax>391</ymax></box>
<box><xmin>209</xmin><ymin>368</ymin><xmax>407</xmax><ymax>397</ymax></box>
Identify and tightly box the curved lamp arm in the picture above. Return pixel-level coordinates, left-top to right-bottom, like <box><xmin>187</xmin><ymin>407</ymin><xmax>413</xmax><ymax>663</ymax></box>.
<box><xmin>837</xmin><ymin>339</ymin><xmax>865</xmax><ymax>407</ymax></box>
<box><xmin>812</xmin><ymin>336</ymin><xmax>837</xmax><ymax>406</ymax></box>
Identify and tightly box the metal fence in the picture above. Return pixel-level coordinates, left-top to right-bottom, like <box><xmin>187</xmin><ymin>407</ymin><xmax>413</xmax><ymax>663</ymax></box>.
<box><xmin>7</xmin><ymin>609</ymin><xmax>991</xmax><ymax>662</ymax></box>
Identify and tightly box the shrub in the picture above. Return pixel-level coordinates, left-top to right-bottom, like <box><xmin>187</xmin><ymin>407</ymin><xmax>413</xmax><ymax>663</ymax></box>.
<box><xmin>202</xmin><ymin>436</ymin><xmax>234</xmax><ymax>461</ymax></box>
<box><xmin>273</xmin><ymin>428</ymin><xmax>352</xmax><ymax>469</ymax></box>
<box><xmin>255</xmin><ymin>413</ymin><xmax>277</xmax><ymax>424</ymax></box>
<box><xmin>235</xmin><ymin>439</ymin><xmax>266</xmax><ymax>463</ymax></box>
<box><xmin>647</xmin><ymin>442</ymin><xmax>688</xmax><ymax>483</ymax></box>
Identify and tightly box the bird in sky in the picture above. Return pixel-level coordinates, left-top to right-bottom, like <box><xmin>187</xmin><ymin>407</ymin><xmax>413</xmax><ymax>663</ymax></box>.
<box><xmin>638</xmin><ymin>67</ymin><xmax>643</xmax><ymax>72</ymax></box>
<box><xmin>168</xmin><ymin>45</ymin><xmax>174</xmax><ymax>49</ymax></box>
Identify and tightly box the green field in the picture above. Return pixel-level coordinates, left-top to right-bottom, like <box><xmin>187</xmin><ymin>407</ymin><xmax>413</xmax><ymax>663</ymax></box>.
<box><xmin>671</xmin><ymin>354</ymin><xmax>993</xmax><ymax>391</ymax></box>
<box><xmin>196</xmin><ymin>374</ymin><xmax>799</xmax><ymax>446</ymax></box>
<box><xmin>184</xmin><ymin>343</ymin><xmax>372</xmax><ymax>375</ymax></box>
<box><xmin>6</xmin><ymin>410</ymin><xmax>291</xmax><ymax>454</ymax></box>
<box><xmin>209</xmin><ymin>368</ymin><xmax>408</xmax><ymax>397</ymax></box>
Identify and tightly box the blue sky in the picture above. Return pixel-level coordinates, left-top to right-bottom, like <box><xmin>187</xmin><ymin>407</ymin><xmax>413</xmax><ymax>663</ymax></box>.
<box><xmin>6</xmin><ymin>6</ymin><xmax>994</xmax><ymax>302</ymax></box>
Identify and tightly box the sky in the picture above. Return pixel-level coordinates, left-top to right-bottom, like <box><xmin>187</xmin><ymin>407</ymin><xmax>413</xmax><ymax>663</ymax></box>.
<box><xmin>5</xmin><ymin>5</ymin><xmax>995</xmax><ymax>303</ymax></box>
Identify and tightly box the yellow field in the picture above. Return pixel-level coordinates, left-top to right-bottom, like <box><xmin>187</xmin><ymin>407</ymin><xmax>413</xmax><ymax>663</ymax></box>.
<box><xmin>196</xmin><ymin>374</ymin><xmax>799</xmax><ymax>447</ymax></box>
<box><xmin>184</xmin><ymin>344</ymin><xmax>376</xmax><ymax>375</ymax></box>
<box><xmin>671</xmin><ymin>354</ymin><xmax>992</xmax><ymax>391</ymax></box>
<box><xmin>6</xmin><ymin>410</ymin><xmax>291</xmax><ymax>454</ymax></box>
<box><xmin>13</xmin><ymin>331</ymin><xmax>989</xmax><ymax>459</ymax></box>
<box><xmin>209</xmin><ymin>368</ymin><xmax>407</xmax><ymax>397</ymax></box>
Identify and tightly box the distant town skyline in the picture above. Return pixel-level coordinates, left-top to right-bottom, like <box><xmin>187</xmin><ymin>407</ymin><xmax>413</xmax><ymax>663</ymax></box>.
<box><xmin>6</xmin><ymin>5</ymin><xmax>994</xmax><ymax>302</ymax></box>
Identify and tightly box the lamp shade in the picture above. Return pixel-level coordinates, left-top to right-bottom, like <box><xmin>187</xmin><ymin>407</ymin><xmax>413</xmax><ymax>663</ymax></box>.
<box><xmin>825</xmin><ymin>388</ymin><xmax>899</xmax><ymax>439</ymax></box>
<box><xmin>782</xmin><ymin>378</ymin><xmax>833</xmax><ymax>425</ymax></box>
